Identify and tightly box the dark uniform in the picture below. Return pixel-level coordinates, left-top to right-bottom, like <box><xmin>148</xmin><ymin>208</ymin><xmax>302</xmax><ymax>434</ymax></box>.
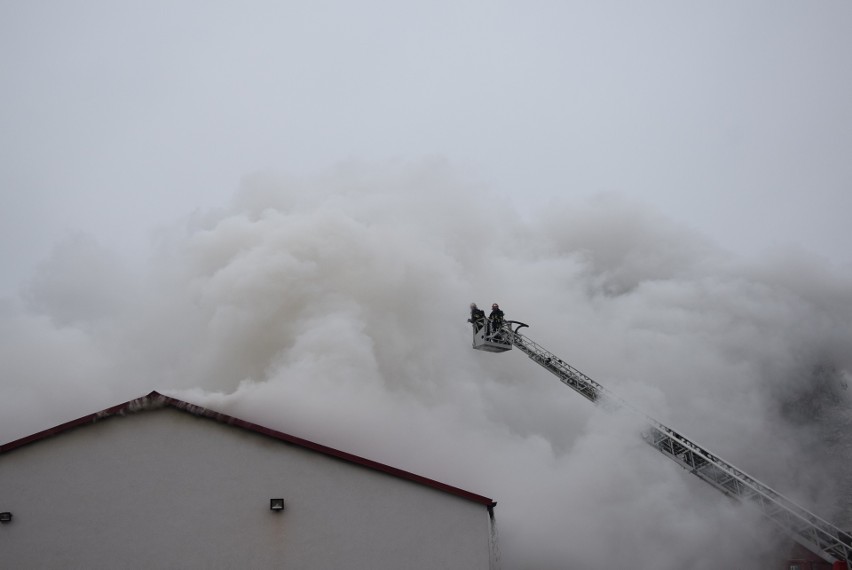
<box><xmin>489</xmin><ymin>303</ymin><xmax>504</xmax><ymax>334</ymax></box>
<box><xmin>469</xmin><ymin>303</ymin><xmax>486</xmax><ymax>332</ymax></box>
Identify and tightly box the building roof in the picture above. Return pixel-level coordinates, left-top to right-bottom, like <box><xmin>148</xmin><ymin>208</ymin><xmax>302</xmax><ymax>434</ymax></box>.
<box><xmin>0</xmin><ymin>390</ymin><xmax>496</xmax><ymax>509</ymax></box>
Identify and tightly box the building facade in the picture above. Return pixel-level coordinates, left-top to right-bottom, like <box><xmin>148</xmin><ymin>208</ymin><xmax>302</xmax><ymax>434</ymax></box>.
<box><xmin>0</xmin><ymin>392</ymin><xmax>496</xmax><ymax>569</ymax></box>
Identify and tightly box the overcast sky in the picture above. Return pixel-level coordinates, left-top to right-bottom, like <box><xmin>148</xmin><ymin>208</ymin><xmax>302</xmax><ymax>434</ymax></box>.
<box><xmin>2</xmin><ymin>0</ymin><xmax>852</xmax><ymax>294</ymax></box>
<box><xmin>2</xmin><ymin>2</ymin><xmax>852</xmax><ymax>568</ymax></box>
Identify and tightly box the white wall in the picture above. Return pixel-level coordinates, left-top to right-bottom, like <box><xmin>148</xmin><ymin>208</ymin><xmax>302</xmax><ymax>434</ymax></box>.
<box><xmin>0</xmin><ymin>408</ymin><xmax>494</xmax><ymax>569</ymax></box>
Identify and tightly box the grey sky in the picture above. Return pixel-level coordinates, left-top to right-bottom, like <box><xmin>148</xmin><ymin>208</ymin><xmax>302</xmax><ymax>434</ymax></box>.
<box><xmin>2</xmin><ymin>2</ymin><xmax>852</xmax><ymax>568</ymax></box>
<box><xmin>2</xmin><ymin>1</ymin><xmax>852</xmax><ymax>295</ymax></box>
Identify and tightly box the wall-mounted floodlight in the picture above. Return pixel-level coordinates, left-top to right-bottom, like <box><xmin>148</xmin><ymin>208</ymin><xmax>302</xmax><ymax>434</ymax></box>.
<box><xmin>0</xmin><ymin>512</ymin><xmax>12</xmax><ymax>523</ymax></box>
<box><xmin>270</xmin><ymin>499</ymin><xmax>285</xmax><ymax>512</ymax></box>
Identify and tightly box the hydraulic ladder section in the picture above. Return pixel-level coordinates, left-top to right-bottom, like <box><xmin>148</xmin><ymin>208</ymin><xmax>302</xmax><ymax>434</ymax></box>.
<box><xmin>497</xmin><ymin>321</ymin><xmax>852</xmax><ymax>567</ymax></box>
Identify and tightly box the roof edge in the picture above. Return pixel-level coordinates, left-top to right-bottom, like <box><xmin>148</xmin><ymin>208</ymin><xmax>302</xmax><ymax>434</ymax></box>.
<box><xmin>0</xmin><ymin>390</ymin><xmax>496</xmax><ymax>509</ymax></box>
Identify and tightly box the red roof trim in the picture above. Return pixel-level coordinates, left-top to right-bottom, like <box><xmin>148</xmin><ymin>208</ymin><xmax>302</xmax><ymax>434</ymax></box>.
<box><xmin>0</xmin><ymin>391</ymin><xmax>496</xmax><ymax>508</ymax></box>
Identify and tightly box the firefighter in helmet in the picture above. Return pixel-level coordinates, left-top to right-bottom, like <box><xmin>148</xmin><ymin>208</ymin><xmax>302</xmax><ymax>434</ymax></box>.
<box><xmin>468</xmin><ymin>303</ymin><xmax>486</xmax><ymax>332</ymax></box>
<box><xmin>489</xmin><ymin>303</ymin><xmax>504</xmax><ymax>334</ymax></box>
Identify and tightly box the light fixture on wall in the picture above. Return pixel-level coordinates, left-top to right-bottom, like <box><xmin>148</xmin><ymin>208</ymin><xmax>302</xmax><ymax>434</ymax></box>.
<box><xmin>0</xmin><ymin>512</ymin><xmax>11</xmax><ymax>523</ymax></box>
<box><xmin>269</xmin><ymin>499</ymin><xmax>285</xmax><ymax>512</ymax></box>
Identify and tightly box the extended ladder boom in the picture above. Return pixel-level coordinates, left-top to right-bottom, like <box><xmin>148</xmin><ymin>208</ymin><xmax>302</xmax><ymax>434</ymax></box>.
<box><xmin>498</xmin><ymin>321</ymin><xmax>852</xmax><ymax>566</ymax></box>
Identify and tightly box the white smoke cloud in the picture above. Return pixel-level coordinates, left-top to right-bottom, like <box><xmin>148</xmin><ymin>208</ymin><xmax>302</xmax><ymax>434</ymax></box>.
<box><xmin>2</xmin><ymin>159</ymin><xmax>851</xmax><ymax>568</ymax></box>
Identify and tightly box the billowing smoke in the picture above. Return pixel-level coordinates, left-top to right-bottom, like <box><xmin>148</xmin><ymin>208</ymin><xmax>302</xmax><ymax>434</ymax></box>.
<box><xmin>2</xmin><ymin>160</ymin><xmax>851</xmax><ymax>569</ymax></box>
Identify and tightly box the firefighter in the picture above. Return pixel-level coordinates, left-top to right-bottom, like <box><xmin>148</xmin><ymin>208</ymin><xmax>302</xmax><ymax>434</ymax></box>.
<box><xmin>468</xmin><ymin>303</ymin><xmax>486</xmax><ymax>332</ymax></box>
<box><xmin>489</xmin><ymin>303</ymin><xmax>504</xmax><ymax>334</ymax></box>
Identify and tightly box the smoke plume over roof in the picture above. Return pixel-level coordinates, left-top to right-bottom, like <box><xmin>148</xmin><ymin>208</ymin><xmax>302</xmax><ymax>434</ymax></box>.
<box><xmin>2</xmin><ymin>160</ymin><xmax>850</xmax><ymax>568</ymax></box>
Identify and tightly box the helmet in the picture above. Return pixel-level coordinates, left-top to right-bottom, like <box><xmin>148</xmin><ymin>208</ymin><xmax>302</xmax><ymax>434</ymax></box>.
<box><xmin>492</xmin><ymin>303</ymin><xmax>499</xmax><ymax>308</ymax></box>
<box><xmin>470</xmin><ymin>303</ymin><xmax>477</xmax><ymax>308</ymax></box>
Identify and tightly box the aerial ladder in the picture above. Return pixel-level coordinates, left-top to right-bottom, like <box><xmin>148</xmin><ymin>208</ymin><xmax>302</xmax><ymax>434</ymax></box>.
<box><xmin>472</xmin><ymin>319</ymin><xmax>852</xmax><ymax>568</ymax></box>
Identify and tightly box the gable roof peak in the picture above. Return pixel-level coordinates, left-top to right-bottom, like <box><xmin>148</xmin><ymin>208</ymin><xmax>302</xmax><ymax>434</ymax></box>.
<box><xmin>1</xmin><ymin>390</ymin><xmax>496</xmax><ymax>509</ymax></box>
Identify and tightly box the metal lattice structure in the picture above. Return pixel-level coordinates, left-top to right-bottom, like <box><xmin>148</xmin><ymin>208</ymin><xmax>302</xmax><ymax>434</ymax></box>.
<box><xmin>476</xmin><ymin>320</ymin><xmax>852</xmax><ymax>566</ymax></box>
